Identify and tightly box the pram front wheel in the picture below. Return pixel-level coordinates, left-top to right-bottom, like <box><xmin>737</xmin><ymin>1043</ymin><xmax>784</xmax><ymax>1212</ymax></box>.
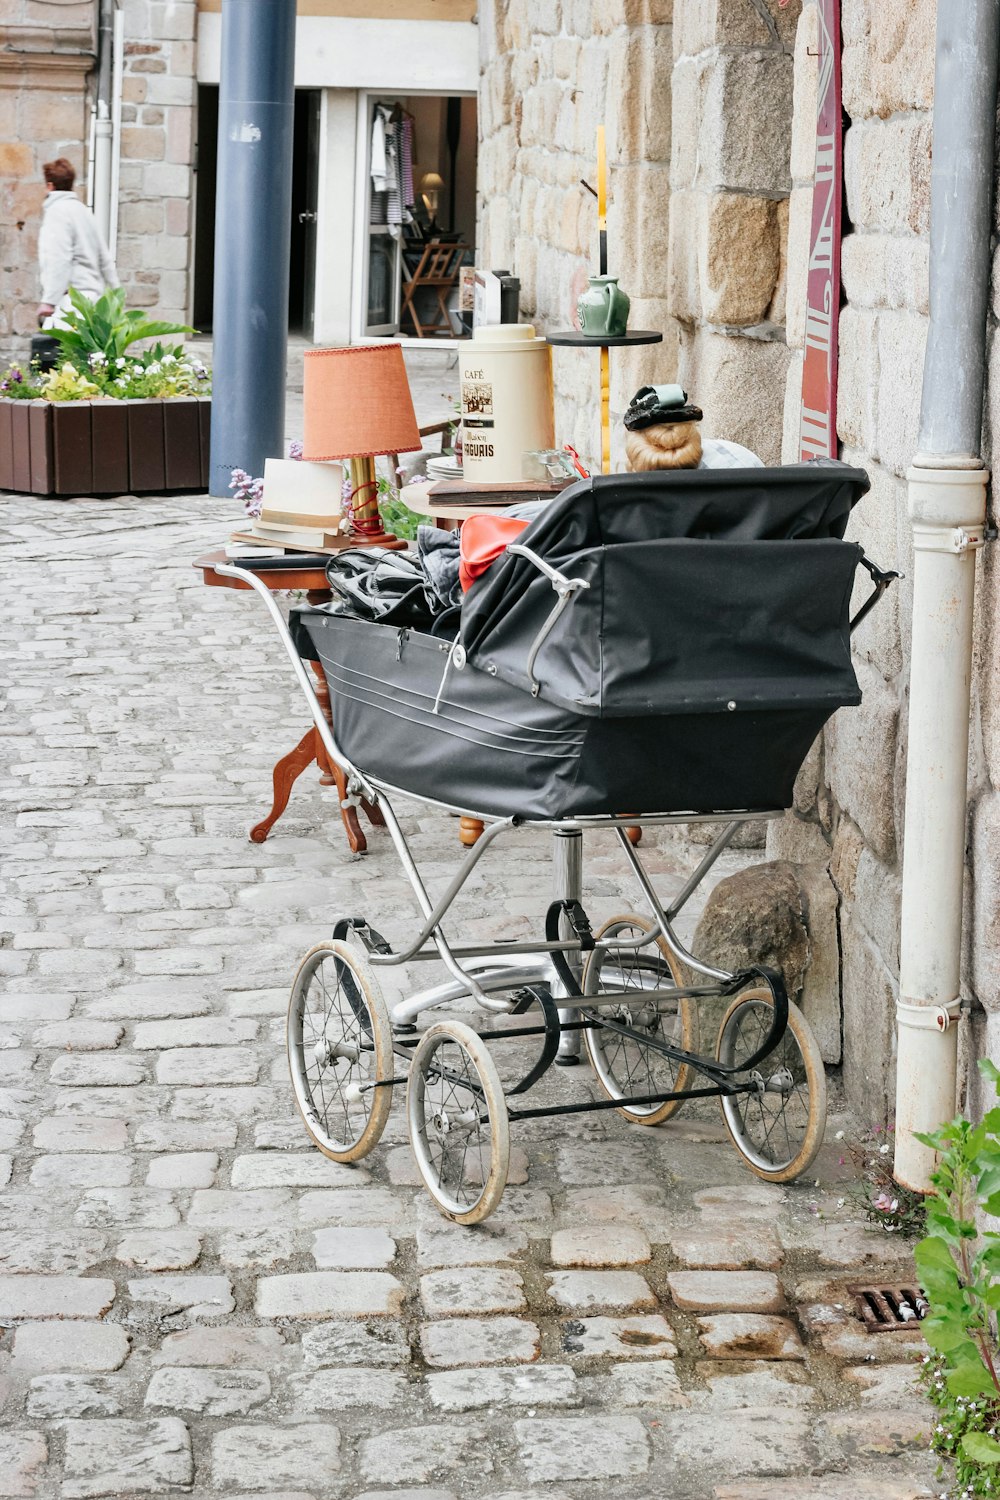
<box><xmin>407</xmin><ymin>1019</ymin><xmax>510</xmax><ymax>1225</ymax></box>
<box><xmin>716</xmin><ymin>988</ymin><xmax>826</xmax><ymax>1182</ymax></box>
<box><xmin>582</xmin><ymin>914</ymin><xmax>695</xmax><ymax>1124</ymax></box>
<box><xmin>287</xmin><ymin>941</ymin><xmax>394</xmax><ymax>1163</ymax></box>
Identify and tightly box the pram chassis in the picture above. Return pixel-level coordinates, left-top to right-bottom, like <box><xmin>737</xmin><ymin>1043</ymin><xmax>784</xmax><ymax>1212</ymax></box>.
<box><xmin>217</xmin><ymin>552</ymin><xmax>887</xmax><ymax>1221</ymax></box>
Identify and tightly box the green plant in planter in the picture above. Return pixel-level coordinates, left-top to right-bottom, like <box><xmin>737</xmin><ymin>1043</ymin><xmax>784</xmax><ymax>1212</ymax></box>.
<box><xmin>48</xmin><ymin>286</ymin><xmax>194</xmax><ymax>370</ymax></box>
<box><xmin>914</xmin><ymin>1058</ymin><xmax>1000</xmax><ymax>1495</ymax></box>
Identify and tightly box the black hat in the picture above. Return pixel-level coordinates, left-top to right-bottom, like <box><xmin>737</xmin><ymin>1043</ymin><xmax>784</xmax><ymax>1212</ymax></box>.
<box><xmin>624</xmin><ymin>385</ymin><xmax>703</xmax><ymax>431</ymax></box>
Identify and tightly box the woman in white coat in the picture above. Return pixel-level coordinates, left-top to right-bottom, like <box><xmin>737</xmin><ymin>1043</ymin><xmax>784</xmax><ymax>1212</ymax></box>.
<box><xmin>36</xmin><ymin>157</ymin><xmax>119</xmax><ymax>329</ymax></box>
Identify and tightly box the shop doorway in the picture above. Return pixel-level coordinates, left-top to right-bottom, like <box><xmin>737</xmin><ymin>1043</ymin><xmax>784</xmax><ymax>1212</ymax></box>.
<box><xmin>192</xmin><ymin>85</ymin><xmax>322</xmax><ymax>335</ymax></box>
<box><xmin>355</xmin><ymin>91</ymin><xmax>477</xmax><ymax>342</ymax></box>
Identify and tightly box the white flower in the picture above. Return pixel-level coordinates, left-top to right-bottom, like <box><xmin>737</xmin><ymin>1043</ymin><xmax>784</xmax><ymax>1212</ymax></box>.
<box><xmin>147</xmin><ymin>361</ymin><xmax>161</xmax><ymax>374</ymax></box>
<box><xmin>879</xmin><ymin>1142</ymin><xmax>890</xmax><ymax>1153</ymax></box>
<box><xmin>116</xmin><ymin>357</ymin><xmax>126</xmax><ymax>368</ymax></box>
<box><xmin>835</xmin><ymin>1129</ymin><xmax>845</xmax><ymax>1140</ymax></box>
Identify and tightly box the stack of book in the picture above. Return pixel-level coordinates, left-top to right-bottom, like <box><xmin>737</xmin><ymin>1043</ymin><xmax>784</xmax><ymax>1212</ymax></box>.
<box><xmin>249</xmin><ymin>458</ymin><xmax>345</xmax><ymax>549</ymax></box>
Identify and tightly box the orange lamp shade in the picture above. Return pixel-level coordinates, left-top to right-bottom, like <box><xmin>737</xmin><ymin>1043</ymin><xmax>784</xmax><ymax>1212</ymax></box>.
<box><xmin>302</xmin><ymin>344</ymin><xmax>421</xmax><ymax>461</ymax></box>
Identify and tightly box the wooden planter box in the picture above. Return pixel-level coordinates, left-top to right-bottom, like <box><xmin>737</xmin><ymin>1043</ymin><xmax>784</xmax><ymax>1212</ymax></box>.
<box><xmin>0</xmin><ymin>396</ymin><xmax>211</xmax><ymax>497</ymax></box>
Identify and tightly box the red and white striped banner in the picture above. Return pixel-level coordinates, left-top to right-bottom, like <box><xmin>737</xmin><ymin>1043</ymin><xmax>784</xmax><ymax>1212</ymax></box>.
<box><xmin>798</xmin><ymin>0</ymin><xmax>843</xmax><ymax>461</ymax></box>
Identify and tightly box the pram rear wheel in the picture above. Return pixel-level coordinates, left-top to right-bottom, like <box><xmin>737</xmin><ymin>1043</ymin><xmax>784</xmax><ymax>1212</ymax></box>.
<box><xmin>717</xmin><ymin>988</ymin><xmax>826</xmax><ymax>1182</ymax></box>
<box><xmin>407</xmin><ymin>1019</ymin><xmax>510</xmax><ymax>1225</ymax></box>
<box><xmin>287</xmin><ymin>940</ymin><xmax>394</xmax><ymax>1163</ymax></box>
<box><xmin>582</xmin><ymin>914</ymin><xmax>695</xmax><ymax>1124</ymax></box>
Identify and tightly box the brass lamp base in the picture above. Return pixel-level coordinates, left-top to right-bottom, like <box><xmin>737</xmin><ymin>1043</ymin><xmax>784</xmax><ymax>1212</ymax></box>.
<box><xmin>348</xmin><ymin>455</ymin><xmax>391</xmax><ymax>543</ymax></box>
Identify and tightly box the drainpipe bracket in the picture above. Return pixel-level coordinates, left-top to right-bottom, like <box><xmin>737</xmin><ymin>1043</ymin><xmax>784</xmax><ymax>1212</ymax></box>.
<box><xmin>912</xmin><ymin>522</ymin><xmax>988</xmax><ymax>554</ymax></box>
<box><xmin>897</xmin><ymin>997</ymin><xmax>962</xmax><ymax>1032</ymax></box>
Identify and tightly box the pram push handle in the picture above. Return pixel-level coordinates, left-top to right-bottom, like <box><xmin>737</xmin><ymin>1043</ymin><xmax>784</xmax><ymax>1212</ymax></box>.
<box><xmin>504</xmin><ymin>541</ymin><xmax>590</xmax><ymax>698</ymax></box>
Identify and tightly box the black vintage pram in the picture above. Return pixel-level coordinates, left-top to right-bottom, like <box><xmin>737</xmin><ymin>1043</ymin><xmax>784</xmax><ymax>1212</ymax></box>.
<box><xmin>217</xmin><ymin>463</ymin><xmax>894</xmax><ymax>1223</ymax></box>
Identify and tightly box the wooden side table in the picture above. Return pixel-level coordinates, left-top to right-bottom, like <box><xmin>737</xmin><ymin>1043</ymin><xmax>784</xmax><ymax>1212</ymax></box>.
<box><xmin>194</xmin><ymin>550</ymin><xmax>385</xmax><ymax>855</ymax></box>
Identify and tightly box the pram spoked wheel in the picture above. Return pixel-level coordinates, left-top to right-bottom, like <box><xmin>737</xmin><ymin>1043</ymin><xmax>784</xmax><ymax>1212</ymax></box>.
<box><xmin>288</xmin><ymin>941</ymin><xmax>394</xmax><ymax>1162</ymax></box>
<box><xmin>582</xmin><ymin>914</ymin><xmax>695</xmax><ymax>1124</ymax></box>
<box><xmin>716</xmin><ymin>986</ymin><xmax>826</xmax><ymax>1182</ymax></box>
<box><xmin>406</xmin><ymin>1019</ymin><xmax>510</xmax><ymax>1224</ymax></box>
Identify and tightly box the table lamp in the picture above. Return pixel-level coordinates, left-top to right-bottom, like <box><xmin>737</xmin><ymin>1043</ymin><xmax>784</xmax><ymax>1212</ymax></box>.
<box><xmin>302</xmin><ymin>344</ymin><xmax>421</xmax><ymax>541</ymax></box>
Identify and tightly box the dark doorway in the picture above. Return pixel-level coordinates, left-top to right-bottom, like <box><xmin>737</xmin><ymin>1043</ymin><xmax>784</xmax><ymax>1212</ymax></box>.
<box><xmin>191</xmin><ymin>85</ymin><xmax>321</xmax><ymax>335</ymax></box>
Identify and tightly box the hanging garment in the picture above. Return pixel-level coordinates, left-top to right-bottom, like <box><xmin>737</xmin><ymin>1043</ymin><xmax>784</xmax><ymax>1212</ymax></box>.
<box><xmin>401</xmin><ymin>116</ymin><xmax>415</xmax><ymax>208</ymax></box>
<box><xmin>385</xmin><ymin>121</ymin><xmax>403</xmax><ymax>233</ymax></box>
<box><xmin>371</xmin><ymin>106</ymin><xmax>389</xmax><ymax>191</ymax></box>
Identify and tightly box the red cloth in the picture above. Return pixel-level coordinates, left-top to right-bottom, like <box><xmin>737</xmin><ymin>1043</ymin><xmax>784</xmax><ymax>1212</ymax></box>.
<box><xmin>458</xmin><ymin>514</ymin><xmax>530</xmax><ymax>592</ymax></box>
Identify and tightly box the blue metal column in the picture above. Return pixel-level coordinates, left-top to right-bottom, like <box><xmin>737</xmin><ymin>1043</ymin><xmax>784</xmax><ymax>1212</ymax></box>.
<box><xmin>209</xmin><ymin>0</ymin><xmax>297</xmax><ymax>496</ymax></box>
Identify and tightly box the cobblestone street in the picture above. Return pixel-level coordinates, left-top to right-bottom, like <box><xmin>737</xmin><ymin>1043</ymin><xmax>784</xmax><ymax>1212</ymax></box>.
<box><xmin>0</xmin><ymin>492</ymin><xmax>938</xmax><ymax>1499</ymax></box>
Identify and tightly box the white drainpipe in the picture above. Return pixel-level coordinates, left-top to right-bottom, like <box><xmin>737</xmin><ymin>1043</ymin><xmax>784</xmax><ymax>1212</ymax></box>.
<box><xmin>895</xmin><ymin>461</ymin><xmax>987</xmax><ymax>1189</ymax></box>
<box><xmin>894</xmin><ymin>0</ymin><xmax>999</xmax><ymax>1191</ymax></box>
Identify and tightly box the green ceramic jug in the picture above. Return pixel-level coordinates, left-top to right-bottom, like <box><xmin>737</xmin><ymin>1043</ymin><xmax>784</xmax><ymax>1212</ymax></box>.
<box><xmin>578</xmin><ymin>275</ymin><xmax>631</xmax><ymax>338</ymax></box>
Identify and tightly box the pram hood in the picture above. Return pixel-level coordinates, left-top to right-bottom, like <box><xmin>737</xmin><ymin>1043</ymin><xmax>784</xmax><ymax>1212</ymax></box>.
<box><xmin>459</xmin><ymin>461</ymin><xmax>871</xmax><ymax>720</ymax></box>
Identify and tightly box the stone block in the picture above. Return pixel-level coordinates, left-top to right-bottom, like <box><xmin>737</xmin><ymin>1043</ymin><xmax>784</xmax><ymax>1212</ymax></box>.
<box><xmin>0</xmin><ymin>1276</ymin><xmax>115</xmax><ymax>1320</ymax></box>
<box><xmin>842</xmin><ymin>0</ymin><xmax>935</xmax><ymax>120</ymax></box>
<box><xmin>825</xmin><ymin>659</ymin><xmax>899</xmax><ymax>862</ymax></box>
<box><xmin>127</xmin><ymin>1275</ymin><xmax>234</xmax><ymax>1318</ymax></box>
<box><xmin>546</xmin><ymin>1270</ymin><xmax>655</xmax><ymax>1311</ymax></box>
<box><xmin>668</xmin><ymin>190</ymin><xmax>701</xmax><ymax>322</ymax></box>
<box><xmin>699</xmin><ymin>193</ymin><xmax>780</xmax><ymax>327</ymax></box>
<box><xmin>840</xmin><ymin>916</ymin><xmax>897</xmax><ymax>1118</ymax></box>
<box><xmin>671</xmin><ymin>1226</ymin><xmax>784</xmax><ymax>1271</ymax></box>
<box><xmin>783</xmin><ymin>185</ymin><xmax>812</xmax><ymax>349</ymax></box>
<box><xmin>684</xmin><ymin>328</ymin><xmax>791</xmax><ymax>462</ymax></box>
<box><xmin>21</xmin><ymin>92</ymin><xmax>85</xmax><ymax>143</ymax></box>
<box><xmin>420</xmin><ymin>1316</ymin><xmax>540</xmax><ymax>1368</ymax></box>
<box><xmin>301</xmin><ymin>1319</ymin><xmax>410</xmax><ymax>1369</ymax></box>
<box><xmin>836</xmin><ymin>305</ymin><xmax>879</xmax><ymax>453</ymax></box>
<box><xmin>670</xmin><ymin>58</ymin><xmax>708</xmax><ymax>191</ymax></box>
<box><xmin>560</xmin><ymin>1314</ymin><xmax>677</xmax><ymax>1358</ymax></box>
<box><xmin>290</xmin><ymin>1368</ymin><xmax>408</xmax><ymax>1413</ymax></box>
<box><xmin>26</xmin><ymin>1375</ymin><xmax>126</xmax><ymax>1420</ymax></box>
<box><xmin>697</xmin><ymin>1313</ymin><xmax>806</xmax><ymax>1360</ymax></box>
<box><xmin>0</xmin><ymin>1432</ymin><xmax>47</xmax><ymax>1497</ymax></box>
<box><xmin>973</xmin><ymin>792</ymin><xmax>1000</xmax><ymax>1012</ymax></box>
<box><xmin>668</xmin><ymin>1271</ymin><xmax>785</xmax><ymax>1313</ymax></box>
<box><xmin>764</xmin><ymin>812</ymin><xmax>830</xmax><ymax>866</ymax></box>
<box><xmin>656</xmin><ymin>1407</ymin><xmax>812</xmax><ymax>1481</ymax></box>
<box><xmin>796</xmin><ymin>861</ymin><xmax>842</xmax><ymax>1063</ymax></box>
<box><xmin>702</xmin><ymin>51</ymin><xmax>793</xmax><ymax>194</ymax></box>
<box><xmin>420</xmin><ymin>1268</ymin><xmax>526</xmax><ymax>1317</ymax></box>
<box><xmin>359</xmin><ymin>1425</ymin><xmax>486</xmax><ymax>1487</ymax></box>
<box><xmin>311</xmin><ymin>1227</ymin><xmax>396</xmax><ymax>1269</ymax></box>
<box><xmin>607</xmin><ymin>27</ymin><xmax>673</xmax><ymax>164</ymax></box>
<box><xmin>608</xmin><ymin>162</ymin><xmax>671</xmax><ymax>301</ymax></box>
<box><xmin>255</xmin><ymin>1271</ymin><xmax>403</xmax><ymax>1319</ymax></box>
<box><xmin>876</xmin><ymin>310</ymin><xmax>927</xmax><ymax>478</ymax></box>
<box><xmin>550</xmin><ymin>1225</ymin><xmax>651</xmax><ymax>1267</ymax></box>
<box><xmin>844</xmin><ymin>117</ymin><xmax>932</xmax><ymax>236</ymax></box>
<box><xmin>12</xmin><ymin>1323</ymin><xmax>130</xmax><ymax>1375</ymax></box>
<box><xmin>121</xmin><ymin>125</ymin><xmax>165</xmax><ymax>161</ymax></box>
<box><xmin>115</xmin><ymin>1231</ymin><xmax>202</xmax><ymax>1270</ymax></box>
<box><xmin>428</xmin><ymin>1364</ymin><xmax>578</xmax><ymax>1413</ymax></box>
<box><xmin>152</xmin><ymin>1327</ymin><xmax>287</xmax><ymax>1367</ymax></box>
<box><xmin>696</xmin><ymin>1360</ymin><xmax>815</xmax><ymax>1408</ymax></box>
<box><xmin>691</xmin><ymin>859</ymin><xmax>811</xmax><ymax>999</ymax></box>
<box><xmin>211</xmin><ymin>1425</ymin><xmax>341</xmax><ymax>1490</ymax></box>
<box><xmin>790</xmin><ymin>4</ymin><xmax>819</xmax><ymax>182</ymax></box>
<box><xmin>781</xmin><ymin>349</ymin><xmax>804</xmax><ymax>462</ymax></box>
<box><xmin>415</xmin><ymin>1220</ymin><xmax>527</xmax><ymax>1269</ymax></box>
<box><xmin>144</xmin><ymin>1367</ymin><xmax>270</xmax><ymax>1417</ymax></box>
<box><xmin>514</xmin><ymin>1415</ymin><xmax>650</xmax><ymax>1482</ymax></box>
<box><xmin>62</xmin><ymin>1419</ymin><xmax>192</xmax><ymax>1498</ymax></box>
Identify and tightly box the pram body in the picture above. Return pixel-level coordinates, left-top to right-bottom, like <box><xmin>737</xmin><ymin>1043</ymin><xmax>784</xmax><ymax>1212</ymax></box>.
<box><xmin>295</xmin><ymin>464</ymin><xmax>869</xmax><ymax>820</ymax></box>
<box><xmin>219</xmin><ymin>461</ymin><xmax>892</xmax><ymax>1224</ymax></box>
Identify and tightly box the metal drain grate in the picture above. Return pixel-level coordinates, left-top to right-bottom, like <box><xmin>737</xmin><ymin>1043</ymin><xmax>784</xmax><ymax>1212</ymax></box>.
<box><xmin>849</xmin><ymin>1283</ymin><xmax>927</xmax><ymax>1332</ymax></box>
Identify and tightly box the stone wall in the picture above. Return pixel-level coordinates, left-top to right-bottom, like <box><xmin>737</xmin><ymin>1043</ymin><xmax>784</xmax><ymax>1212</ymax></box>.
<box><xmin>0</xmin><ymin>0</ymin><xmax>196</xmax><ymax>365</ymax></box>
<box><xmin>115</xmin><ymin>0</ymin><xmax>198</xmax><ymax>323</ymax></box>
<box><xmin>477</xmin><ymin>0</ymin><xmax>678</xmax><ymax>471</ymax></box>
<box><xmin>766</xmin><ymin>0</ymin><xmax>937</xmax><ymax>1120</ymax></box>
<box><xmin>668</xmin><ymin>0</ymin><xmax>800</xmax><ymax>464</ymax></box>
<box><xmin>0</xmin><ymin>2</ymin><xmax>96</xmax><ymax>359</ymax></box>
